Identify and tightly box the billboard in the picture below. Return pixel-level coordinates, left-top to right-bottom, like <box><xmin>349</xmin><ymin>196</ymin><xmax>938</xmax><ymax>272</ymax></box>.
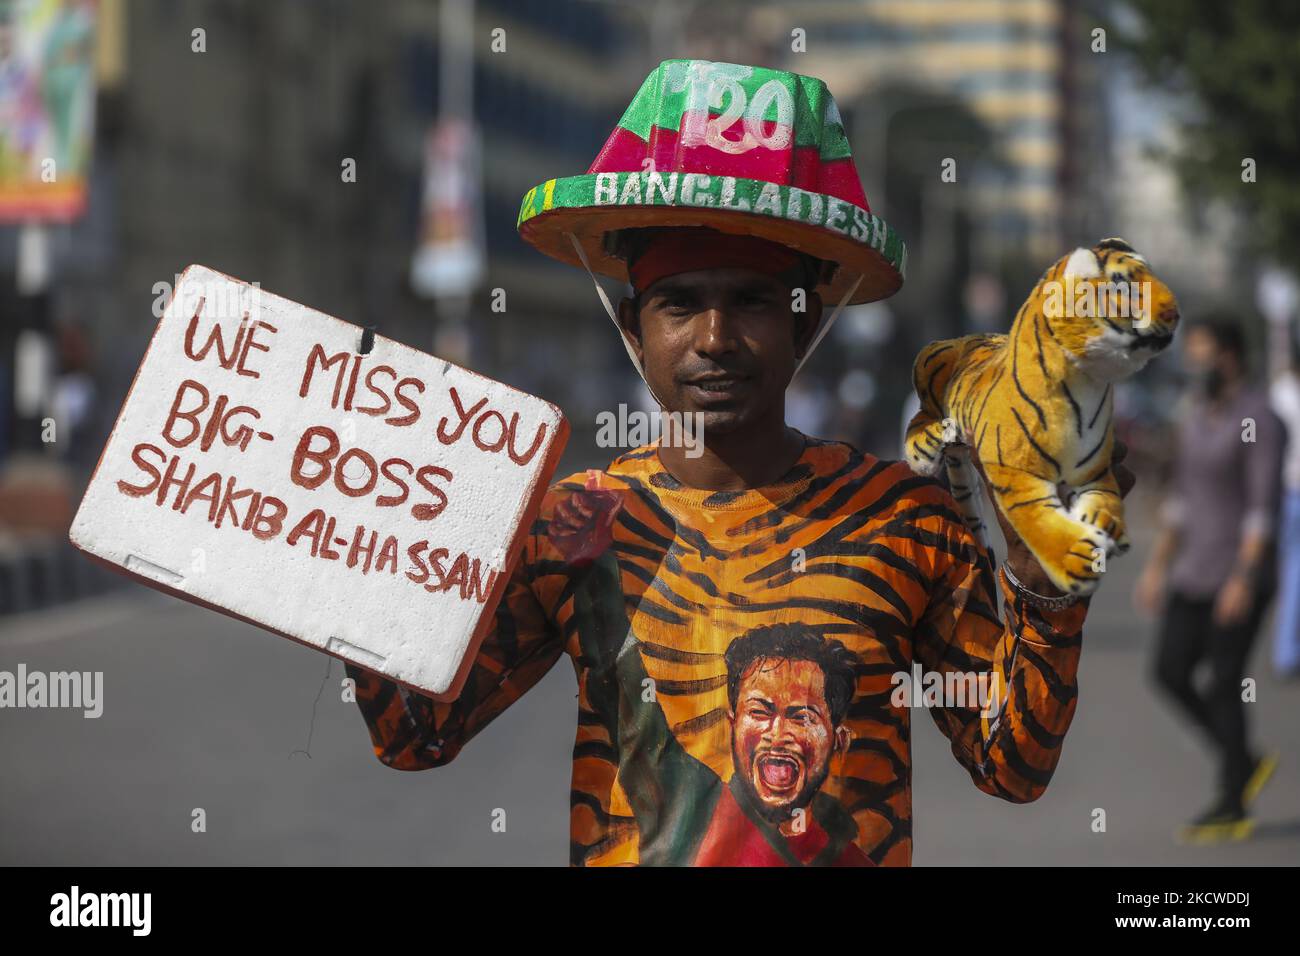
<box><xmin>0</xmin><ymin>0</ymin><xmax>97</xmax><ymax>222</ymax></box>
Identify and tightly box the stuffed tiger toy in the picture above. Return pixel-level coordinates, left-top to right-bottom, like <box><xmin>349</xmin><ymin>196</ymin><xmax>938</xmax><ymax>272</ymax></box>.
<box><xmin>904</xmin><ymin>238</ymin><xmax>1179</xmax><ymax>595</ymax></box>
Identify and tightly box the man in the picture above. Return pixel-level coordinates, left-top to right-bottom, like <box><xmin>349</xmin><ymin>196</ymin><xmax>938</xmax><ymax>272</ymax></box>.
<box><xmin>693</xmin><ymin>624</ymin><xmax>869</xmax><ymax>866</ymax></box>
<box><xmin>1135</xmin><ymin>317</ymin><xmax>1281</xmax><ymax>842</ymax></box>
<box><xmin>345</xmin><ymin>60</ymin><xmax>1133</xmax><ymax>865</ymax></box>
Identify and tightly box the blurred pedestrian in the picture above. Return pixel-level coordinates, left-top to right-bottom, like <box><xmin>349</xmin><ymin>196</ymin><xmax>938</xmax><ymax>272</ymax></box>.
<box><xmin>51</xmin><ymin>320</ymin><xmax>98</xmax><ymax>478</ymax></box>
<box><xmin>1265</xmin><ymin>300</ymin><xmax>1300</xmax><ymax>678</ymax></box>
<box><xmin>1134</xmin><ymin>316</ymin><xmax>1282</xmax><ymax>842</ymax></box>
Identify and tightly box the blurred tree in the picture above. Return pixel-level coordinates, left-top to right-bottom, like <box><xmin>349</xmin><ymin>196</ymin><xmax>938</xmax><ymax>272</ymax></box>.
<box><xmin>1112</xmin><ymin>0</ymin><xmax>1300</xmax><ymax>270</ymax></box>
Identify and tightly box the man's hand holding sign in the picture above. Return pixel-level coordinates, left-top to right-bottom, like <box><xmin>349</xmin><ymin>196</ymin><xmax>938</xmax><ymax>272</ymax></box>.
<box><xmin>69</xmin><ymin>266</ymin><xmax>567</xmax><ymax>699</ymax></box>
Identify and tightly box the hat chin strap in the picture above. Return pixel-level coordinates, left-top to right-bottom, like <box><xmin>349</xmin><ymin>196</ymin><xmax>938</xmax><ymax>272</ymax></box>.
<box><xmin>794</xmin><ymin>271</ymin><xmax>863</xmax><ymax>379</ymax></box>
<box><xmin>566</xmin><ymin>231</ymin><xmax>668</xmax><ymax>410</ymax></box>
<box><xmin>566</xmin><ymin>231</ymin><xmax>646</xmax><ymax>380</ymax></box>
<box><xmin>565</xmin><ymin>231</ymin><xmax>861</xmax><ymax>409</ymax></box>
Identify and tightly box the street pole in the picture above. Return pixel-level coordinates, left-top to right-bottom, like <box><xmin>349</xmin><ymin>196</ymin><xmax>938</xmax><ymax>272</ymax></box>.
<box><xmin>433</xmin><ymin>0</ymin><xmax>475</xmax><ymax>364</ymax></box>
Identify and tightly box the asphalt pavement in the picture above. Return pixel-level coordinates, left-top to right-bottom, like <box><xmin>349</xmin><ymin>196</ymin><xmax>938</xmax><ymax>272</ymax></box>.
<box><xmin>2</xmin><ymin>490</ymin><xmax>1297</xmax><ymax>865</ymax></box>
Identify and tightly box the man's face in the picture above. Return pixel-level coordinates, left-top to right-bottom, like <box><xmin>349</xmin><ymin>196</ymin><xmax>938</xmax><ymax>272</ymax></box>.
<box><xmin>618</xmin><ymin>268</ymin><xmax>822</xmax><ymax>434</ymax></box>
<box><xmin>729</xmin><ymin>657</ymin><xmax>849</xmax><ymax>821</ymax></box>
<box><xmin>1182</xmin><ymin>325</ymin><xmax>1239</xmax><ymax>389</ymax></box>
<box><xmin>1182</xmin><ymin>326</ymin><xmax>1219</xmax><ymax>374</ymax></box>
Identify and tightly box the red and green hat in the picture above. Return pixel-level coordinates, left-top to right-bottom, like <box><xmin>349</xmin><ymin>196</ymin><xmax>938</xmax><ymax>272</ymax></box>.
<box><xmin>516</xmin><ymin>59</ymin><xmax>907</xmax><ymax>310</ymax></box>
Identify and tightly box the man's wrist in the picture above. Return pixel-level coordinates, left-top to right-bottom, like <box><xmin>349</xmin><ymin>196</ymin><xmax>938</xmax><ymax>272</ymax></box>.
<box><xmin>1003</xmin><ymin>551</ymin><xmax>1064</xmax><ymax>597</ymax></box>
<box><xmin>1001</xmin><ymin>562</ymin><xmax>1082</xmax><ymax>611</ymax></box>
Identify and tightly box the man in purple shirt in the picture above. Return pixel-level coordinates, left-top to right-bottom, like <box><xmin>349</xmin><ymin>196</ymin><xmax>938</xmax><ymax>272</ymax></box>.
<box><xmin>1135</xmin><ymin>316</ymin><xmax>1282</xmax><ymax>842</ymax></box>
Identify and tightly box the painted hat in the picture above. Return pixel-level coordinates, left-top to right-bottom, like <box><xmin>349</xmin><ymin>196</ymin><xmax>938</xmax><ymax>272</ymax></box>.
<box><xmin>516</xmin><ymin>59</ymin><xmax>907</xmax><ymax>310</ymax></box>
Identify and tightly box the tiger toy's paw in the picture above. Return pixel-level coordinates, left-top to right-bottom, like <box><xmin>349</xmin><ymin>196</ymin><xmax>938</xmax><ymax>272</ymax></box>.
<box><xmin>904</xmin><ymin>417</ymin><xmax>957</xmax><ymax>477</ymax></box>
<box><xmin>1067</xmin><ymin>495</ymin><xmax>1131</xmax><ymax>555</ymax></box>
<box><xmin>1051</xmin><ymin>527</ymin><xmax>1117</xmax><ymax>595</ymax></box>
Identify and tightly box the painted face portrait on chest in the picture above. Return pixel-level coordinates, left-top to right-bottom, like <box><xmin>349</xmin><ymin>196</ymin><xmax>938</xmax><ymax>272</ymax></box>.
<box><xmin>724</xmin><ymin>623</ymin><xmax>856</xmax><ymax>824</ymax></box>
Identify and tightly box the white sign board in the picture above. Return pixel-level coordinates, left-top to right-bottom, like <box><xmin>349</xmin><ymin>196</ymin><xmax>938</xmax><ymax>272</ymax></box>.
<box><xmin>70</xmin><ymin>265</ymin><xmax>568</xmax><ymax>699</ymax></box>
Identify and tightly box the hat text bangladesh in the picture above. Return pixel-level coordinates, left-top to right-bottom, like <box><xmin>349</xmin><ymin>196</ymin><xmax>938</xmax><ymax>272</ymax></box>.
<box><xmin>590</xmin><ymin>172</ymin><xmax>894</xmax><ymax>254</ymax></box>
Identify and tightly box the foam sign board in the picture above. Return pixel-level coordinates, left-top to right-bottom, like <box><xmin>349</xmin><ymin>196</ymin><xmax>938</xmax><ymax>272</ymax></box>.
<box><xmin>69</xmin><ymin>265</ymin><xmax>568</xmax><ymax>699</ymax></box>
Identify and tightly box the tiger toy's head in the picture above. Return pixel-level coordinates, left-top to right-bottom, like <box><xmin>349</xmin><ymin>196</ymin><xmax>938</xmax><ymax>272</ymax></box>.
<box><xmin>1033</xmin><ymin>237</ymin><xmax>1179</xmax><ymax>382</ymax></box>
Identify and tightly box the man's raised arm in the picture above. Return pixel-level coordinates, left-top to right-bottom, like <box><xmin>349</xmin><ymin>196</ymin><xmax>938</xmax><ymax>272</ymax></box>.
<box><xmin>345</xmin><ymin>538</ymin><xmax>563</xmax><ymax>771</ymax></box>
<box><xmin>912</xmin><ymin>487</ymin><xmax>1089</xmax><ymax>803</ymax></box>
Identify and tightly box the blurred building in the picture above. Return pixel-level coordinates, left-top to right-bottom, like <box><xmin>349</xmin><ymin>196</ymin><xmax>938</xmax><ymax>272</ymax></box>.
<box><xmin>618</xmin><ymin>0</ymin><xmax>1110</xmax><ymax>451</ymax></box>
<box><xmin>1</xmin><ymin>0</ymin><xmax>1212</xmax><ymax>613</ymax></box>
<box><xmin>775</xmin><ymin>0</ymin><xmax>1111</xmax><ymax>261</ymax></box>
<box><xmin>0</xmin><ymin>0</ymin><xmax>647</xmax><ymax>613</ymax></box>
